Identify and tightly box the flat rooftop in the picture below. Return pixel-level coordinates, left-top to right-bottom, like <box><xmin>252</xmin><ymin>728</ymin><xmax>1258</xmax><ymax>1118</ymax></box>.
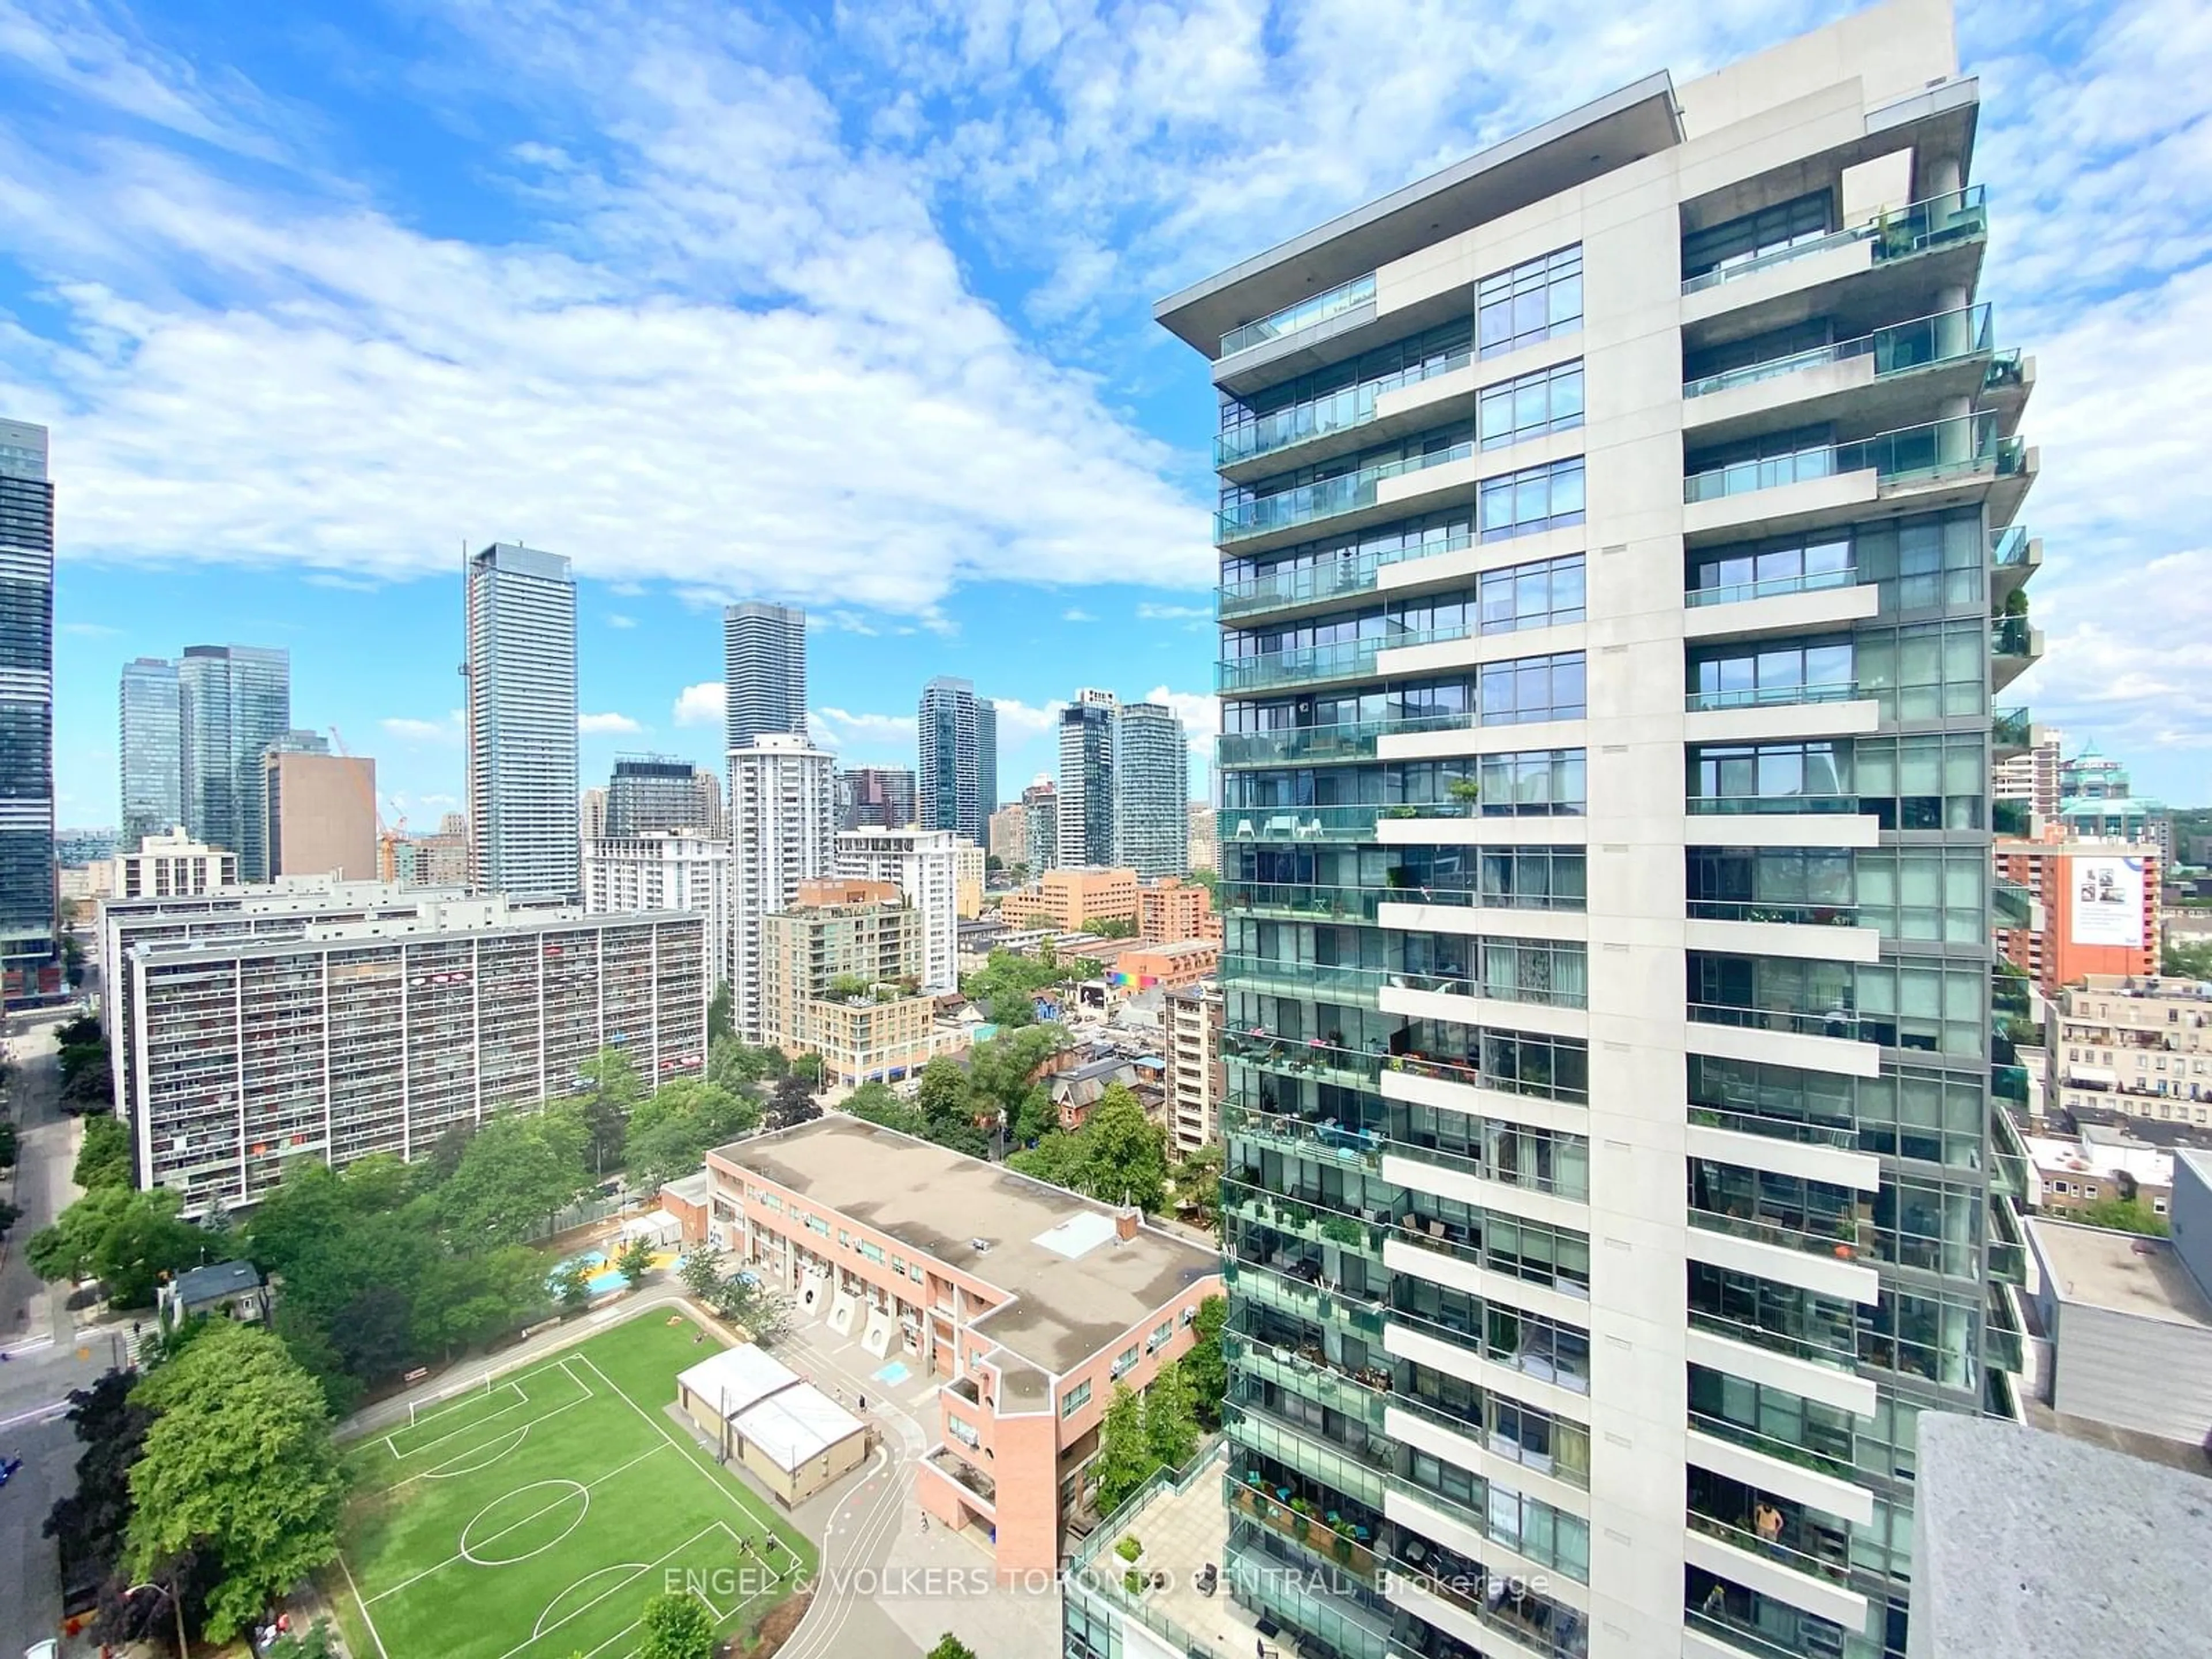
<box><xmin>2028</xmin><ymin>1218</ymin><xmax>2212</xmax><ymax>1330</ymax></box>
<box><xmin>708</xmin><ymin>1117</ymin><xmax>1219</xmax><ymax>1378</ymax></box>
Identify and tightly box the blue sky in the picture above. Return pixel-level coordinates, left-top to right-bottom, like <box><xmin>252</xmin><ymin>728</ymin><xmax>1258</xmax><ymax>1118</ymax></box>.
<box><xmin>6</xmin><ymin>0</ymin><xmax>2210</xmax><ymax>827</ymax></box>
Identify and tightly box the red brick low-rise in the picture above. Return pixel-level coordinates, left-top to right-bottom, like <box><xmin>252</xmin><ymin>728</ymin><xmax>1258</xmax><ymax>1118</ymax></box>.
<box><xmin>704</xmin><ymin>1118</ymin><xmax>1221</xmax><ymax>1576</ymax></box>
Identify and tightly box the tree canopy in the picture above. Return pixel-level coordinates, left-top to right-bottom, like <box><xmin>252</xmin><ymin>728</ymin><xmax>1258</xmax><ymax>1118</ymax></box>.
<box><xmin>126</xmin><ymin>1322</ymin><xmax>345</xmax><ymax>1642</ymax></box>
<box><xmin>624</xmin><ymin>1079</ymin><xmax>759</xmax><ymax>1190</ymax></box>
<box><xmin>437</xmin><ymin>1108</ymin><xmax>594</xmax><ymax>1244</ymax></box>
<box><xmin>27</xmin><ymin>1185</ymin><xmax>215</xmax><ymax>1308</ymax></box>
<box><xmin>1008</xmin><ymin>1086</ymin><xmax>1167</xmax><ymax>1212</ymax></box>
<box><xmin>1183</xmin><ymin>1295</ymin><xmax>1228</xmax><ymax>1429</ymax></box>
<box><xmin>74</xmin><ymin>1112</ymin><xmax>135</xmax><ymax>1190</ymax></box>
<box><xmin>2073</xmin><ymin>1195</ymin><xmax>2171</xmax><ymax>1236</ymax></box>
<box><xmin>636</xmin><ymin>1592</ymin><xmax>717</xmax><ymax>1659</ymax></box>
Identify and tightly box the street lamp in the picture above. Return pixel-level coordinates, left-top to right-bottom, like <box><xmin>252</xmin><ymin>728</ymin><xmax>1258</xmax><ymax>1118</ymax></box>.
<box><xmin>124</xmin><ymin>1577</ymin><xmax>189</xmax><ymax>1658</ymax></box>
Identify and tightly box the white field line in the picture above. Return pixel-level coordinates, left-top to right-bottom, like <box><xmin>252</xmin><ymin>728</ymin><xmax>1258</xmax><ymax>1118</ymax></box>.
<box><xmin>390</xmin><ymin>1366</ymin><xmax>599</xmax><ymax>1490</ymax></box>
<box><xmin>337</xmin><ymin>1553</ymin><xmax>392</xmax><ymax>1659</ymax></box>
<box><xmin>497</xmin><ymin>1520</ymin><xmax>738</xmax><ymax>1659</ymax></box>
<box><xmin>365</xmin><ymin>1438</ymin><xmax>675</xmax><ymax>1605</ymax></box>
<box><xmin>381</xmin><ymin>1360</ymin><xmax>591</xmax><ymax>1467</ymax></box>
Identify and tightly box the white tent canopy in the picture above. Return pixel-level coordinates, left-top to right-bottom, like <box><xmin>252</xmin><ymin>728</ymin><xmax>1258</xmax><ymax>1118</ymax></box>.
<box><xmin>619</xmin><ymin>1210</ymin><xmax>684</xmax><ymax>1249</ymax></box>
<box><xmin>676</xmin><ymin>1343</ymin><xmax>866</xmax><ymax>1474</ymax></box>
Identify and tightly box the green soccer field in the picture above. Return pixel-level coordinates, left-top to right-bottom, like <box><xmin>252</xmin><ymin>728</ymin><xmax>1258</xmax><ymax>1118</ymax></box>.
<box><xmin>334</xmin><ymin>1316</ymin><xmax>822</xmax><ymax>1659</ymax></box>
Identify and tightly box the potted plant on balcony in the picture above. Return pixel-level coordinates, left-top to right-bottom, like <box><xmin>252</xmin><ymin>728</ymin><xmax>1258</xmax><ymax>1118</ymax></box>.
<box><xmin>1446</xmin><ymin>778</ymin><xmax>1481</xmax><ymax>810</ymax></box>
<box><xmin>1290</xmin><ymin>1496</ymin><xmax>1314</xmax><ymax>1539</ymax></box>
<box><xmin>1330</xmin><ymin>1516</ymin><xmax>1357</xmax><ymax>1561</ymax></box>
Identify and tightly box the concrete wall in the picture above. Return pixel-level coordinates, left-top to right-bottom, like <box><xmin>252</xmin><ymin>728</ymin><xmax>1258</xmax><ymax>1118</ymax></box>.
<box><xmin>2171</xmin><ymin>1152</ymin><xmax>2212</xmax><ymax>1297</ymax></box>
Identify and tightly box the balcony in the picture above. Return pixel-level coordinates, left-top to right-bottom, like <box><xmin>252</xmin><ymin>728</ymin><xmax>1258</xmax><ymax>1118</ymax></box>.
<box><xmin>1217</xmin><ymin>359</ymin><xmax>1478</xmax><ymax>481</ymax></box>
<box><xmin>1218</xmin><ymin>713</ymin><xmax>1463</xmax><ymax>768</ymax></box>
<box><xmin>1687</xmin><ymin>899</ymin><xmax>1860</xmax><ymax>930</ymax></box>
<box><xmin>926</xmin><ymin>1446</ymin><xmax>996</xmax><ymax>1508</ymax></box>
<box><xmin>1992</xmin><ymin>876</ymin><xmax>2036</xmax><ymax>931</ymax></box>
<box><xmin>1226</xmin><ymin>1471</ymin><xmax>1386</xmax><ymax>1586</ymax></box>
<box><xmin>1222</xmin><ymin>1258</ymin><xmax>1387</xmax><ymax>1339</ymax></box>
<box><xmin>1991</xmin><ymin>613</ymin><xmax>2044</xmax><ymax>692</ymax></box>
<box><xmin>1218</xmin><ymin>533</ymin><xmax>1471</xmax><ymax>623</ymax></box>
<box><xmin>1684</xmin><ymin>411</ymin><xmax>2014</xmax><ymax>508</ymax></box>
<box><xmin>1684</xmin><ymin>680</ymin><xmax>1858</xmax><ymax>715</ymax></box>
<box><xmin>1687</xmin><ymin>1473</ymin><xmax>1852</xmax><ymax>1590</ymax></box>
<box><xmin>1217</xmin><ymin>638</ymin><xmax>1378</xmax><ymax>694</ymax></box>
<box><xmin>1988</xmin><ymin>524</ymin><xmax>2041</xmax><ymax>604</ymax></box>
<box><xmin>1688</xmin><ymin>1002</ymin><xmax>1881</xmax><ymax>1046</ymax></box>
<box><xmin>1991</xmin><ymin>705</ymin><xmax>2036</xmax><ymax>759</ymax></box>
<box><xmin>1681</xmin><ymin>185</ymin><xmax>1988</xmax><ymax>297</ymax></box>
<box><xmin>1219</xmin><ymin>804</ymin><xmax>1384</xmax><ymax>844</ymax></box>
<box><xmin>1217</xmin><ymin>441</ymin><xmax>1475</xmax><ymax>551</ymax></box>
<box><xmin>1222</xmin><ymin>272</ymin><xmax>1377</xmax><ymax>359</ymax></box>
<box><xmin>1685</xmin><ymin>305</ymin><xmax>1994</xmax><ymax>402</ymax></box>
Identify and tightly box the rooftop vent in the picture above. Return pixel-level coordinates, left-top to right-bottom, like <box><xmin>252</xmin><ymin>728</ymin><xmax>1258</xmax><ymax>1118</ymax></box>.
<box><xmin>969</xmin><ymin>1237</ymin><xmax>993</xmax><ymax>1254</ymax></box>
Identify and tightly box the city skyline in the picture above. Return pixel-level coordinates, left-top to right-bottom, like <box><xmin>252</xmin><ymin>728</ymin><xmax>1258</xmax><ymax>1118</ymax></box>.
<box><xmin>7</xmin><ymin>0</ymin><xmax>2197</xmax><ymax>833</ymax></box>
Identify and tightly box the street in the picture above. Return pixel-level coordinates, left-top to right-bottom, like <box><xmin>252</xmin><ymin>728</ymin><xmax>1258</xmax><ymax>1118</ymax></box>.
<box><xmin>0</xmin><ymin>1009</ymin><xmax>103</xmax><ymax>1659</ymax></box>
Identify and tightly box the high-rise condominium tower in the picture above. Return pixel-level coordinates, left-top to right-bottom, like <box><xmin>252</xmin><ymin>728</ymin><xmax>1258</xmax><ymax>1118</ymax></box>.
<box><xmin>119</xmin><ymin>656</ymin><xmax>184</xmax><ymax>851</ymax></box>
<box><xmin>606</xmin><ymin>755</ymin><xmax>721</xmax><ymax>837</ymax></box>
<box><xmin>724</xmin><ymin>601</ymin><xmax>808</xmax><ymax>752</ymax></box>
<box><xmin>1055</xmin><ymin>688</ymin><xmax>1117</xmax><ymax>866</ymax></box>
<box><xmin>728</xmin><ymin>732</ymin><xmax>836</xmax><ymax>1040</ymax></box>
<box><xmin>0</xmin><ymin>418</ymin><xmax>54</xmax><ymax>987</ymax></box>
<box><xmin>1111</xmin><ymin>700</ymin><xmax>1190</xmax><ymax>878</ymax></box>
<box><xmin>838</xmin><ymin>766</ymin><xmax>918</xmax><ymax>832</ymax></box>
<box><xmin>916</xmin><ymin>676</ymin><xmax>997</xmax><ymax>846</ymax></box>
<box><xmin>465</xmin><ymin>543</ymin><xmax>579</xmax><ymax>903</ymax></box>
<box><xmin>177</xmin><ymin>644</ymin><xmax>291</xmax><ymax>884</ymax></box>
<box><xmin>1122</xmin><ymin>5</ymin><xmax>2040</xmax><ymax>1657</ymax></box>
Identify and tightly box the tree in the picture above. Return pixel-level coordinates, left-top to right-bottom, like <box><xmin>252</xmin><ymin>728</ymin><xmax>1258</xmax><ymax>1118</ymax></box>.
<box><xmin>556</xmin><ymin>1258</ymin><xmax>594</xmax><ymax>1312</ymax></box>
<box><xmin>28</xmin><ymin>1187</ymin><xmax>214</xmax><ymax>1308</ymax></box>
<box><xmin>766</xmin><ymin>1073</ymin><xmax>820</xmax><ymax>1131</ymax></box>
<box><xmin>1077</xmin><ymin>1088</ymin><xmax>1169</xmax><ymax>1213</ymax></box>
<box><xmin>616</xmin><ymin>1236</ymin><xmax>656</xmax><ymax>1287</ymax></box>
<box><xmin>571</xmin><ymin>1047</ymin><xmax>645</xmax><ymax>1177</ymax></box>
<box><xmin>927</xmin><ymin>1638</ymin><xmax>980</xmax><ymax>1659</ymax></box>
<box><xmin>1089</xmin><ymin>915</ymin><xmax>1139</xmax><ymax>940</ymax></box>
<box><xmin>1175</xmin><ymin>1143</ymin><xmax>1224</xmax><ymax>1230</ymax></box>
<box><xmin>988</xmin><ymin>987</ymin><xmax>1038</xmax><ymax>1029</ymax></box>
<box><xmin>1007</xmin><ymin>1132</ymin><xmax>1086</xmax><ymax>1190</ymax></box>
<box><xmin>707</xmin><ymin>980</ymin><xmax>734</xmax><ymax>1043</ymax></box>
<box><xmin>43</xmin><ymin>1370</ymin><xmax>156</xmax><ymax>1600</ymax></box>
<box><xmin>1090</xmin><ymin>1382</ymin><xmax>1161</xmax><ymax>1514</ymax></box>
<box><xmin>625</xmin><ymin>1079</ymin><xmax>760</xmax><ymax>1190</ymax></box>
<box><xmin>791</xmin><ymin>1051</ymin><xmax>825</xmax><ymax>1086</ymax></box>
<box><xmin>127</xmin><ymin>1323</ymin><xmax>345</xmax><ymax>1642</ymax></box>
<box><xmin>2162</xmin><ymin>940</ymin><xmax>2212</xmax><ymax>980</ymax></box>
<box><xmin>2073</xmin><ymin>1196</ymin><xmax>2171</xmax><ymax>1237</ymax></box>
<box><xmin>75</xmin><ymin>1112</ymin><xmax>135</xmax><ymax>1190</ymax></box>
<box><xmin>709</xmin><ymin>1035</ymin><xmax>788</xmax><ymax>1093</ymax></box>
<box><xmin>1143</xmin><ymin>1360</ymin><xmax>1199</xmax><ymax>1471</ymax></box>
<box><xmin>636</xmin><ymin>1590</ymin><xmax>717</xmax><ymax>1659</ymax></box>
<box><xmin>1188</xmin><ymin>868</ymin><xmax>1218</xmax><ymax>897</ymax></box>
<box><xmin>266</xmin><ymin>1623</ymin><xmax>339</xmax><ymax>1658</ymax></box>
<box><xmin>437</xmin><ymin>1112</ymin><xmax>592</xmax><ymax>1244</ymax></box>
<box><xmin>677</xmin><ymin>1245</ymin><xmax>722</xmax><ymax>1301</ymax></box>
<box><xmin>844</xmin><ymin>1082</ymin><xmax>925</xmax><ymax>1137</ymax></box>
<box><xmin>1182</xmin><ymin>1296</ymin><xmax>1228</xmax><ymax>1429</ymax></box>
<box><xmin>714</xmin><ymin>1276</ymin><xmax>794</xmax><ymax>1346</ymax></box>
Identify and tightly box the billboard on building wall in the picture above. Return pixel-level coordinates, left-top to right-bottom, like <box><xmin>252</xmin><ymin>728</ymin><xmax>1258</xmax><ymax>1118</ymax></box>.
<box><xmin>2070</xmin><ymin>855</ymin><xmax>2145</xmax><ymax>948</ymax></box>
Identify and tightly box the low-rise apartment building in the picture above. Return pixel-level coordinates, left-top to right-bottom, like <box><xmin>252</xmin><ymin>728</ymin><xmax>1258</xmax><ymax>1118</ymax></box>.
<box><xmin>1164</xmin><ymin>981</ymin><xmax>1223</xmax><ymax>1154</ymax></box>
<box><xmin>704</xmin><ymin>1117</ymin><xmax>1221</xmax><ymax>1575</ymax></box>
<box><xmin>1995</xmin><ymin>839</ymin><xmax>2160</xmax><ymax>999</ymax></box>
<box><xmin>2025</xmin><ymin>1127</ymin><xmax>2173</xmax><ymax>1220</ymax></box>
<box><xmin>1107</xmin><ymin>938</ymin><xmax>1218</xmax><ymax>993</ymax></box>
<box><xmin>759</xmin><ymin>878</ymin><xmax>938</xmax><ymax>1088</ymax></box>
<box><xmin>999</xmin><ymin>866</ymin><xmax>1138</xmax><ymax>931</ymax></box>
<box><xmin>1137</xmin><ymin>875</ymin><xmax>1213</xmax><ymax>945</ymax></box>
<box><xmin>2047</xmin><ymin>974</ymin><xmax>2212</xmax><ymax>1133</ymax></box>
<box><xmin>124</xmin><ymin>896</ymin><xmax>706</xmax><ymax>1213</ymax></box>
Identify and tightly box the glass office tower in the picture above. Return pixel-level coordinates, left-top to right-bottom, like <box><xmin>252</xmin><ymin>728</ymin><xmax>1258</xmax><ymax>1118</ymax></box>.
<box><xmin>465</xmin><ymin>543</ymin><xmax>581</xmax><ymax>903</ymax></box>
<box><xmin>177</xmin><ymin>643</ymin><xmax>291</xmax><ymax>884</ymax></box>
<box><xmin>119</xmin><ymin>656</ymin><xmax>183</xmax><ymax>850</ymax></box>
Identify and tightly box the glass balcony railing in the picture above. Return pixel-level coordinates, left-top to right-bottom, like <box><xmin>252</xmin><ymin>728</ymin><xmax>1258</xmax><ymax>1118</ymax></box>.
<box><xmin>1217</xmin><ymin>638</ymin><xmax>1379</xmax><ymax>693</ymax></box>
<box><xmin>1684</xmin><ymin>411</ymin><xmax>2005</xmax><ymax>504</ymax></box>
<box><xmin>1222</xmin><ymin>878</ymin><xmax>1390</xmax><ymax>923</ymax></box>
<box><xmin>1683</xmin><ymin>304</ymin><xmax>1992</xmax><ymax>398</ymax></box>
<box><xmin>1993</xmin><ymin>878</ymin><xmax>2035</xmax><ymax>930</ymax></box>
<box><xmin>1220</xmin><ymin>957</ymin><xmax>1586</xmax><ymax>1011</ymax></box>
<box><xmin>1688</xmin><ymin>1406</ymin><xmax>1855</xmax><ymax>1482</ymax></box>
<box><xmin>1685</xmin><ymin>1504</ymin><xmax>1852</xmax><ymax>1588</ymax></box>
<box><xmin>1985</xmin><ymin>349</ymin><xmax>2027</xmax><ymax>393</ymax></box>
<box><xmin>1218</xmin><ymin>804</ymin><xmax>1385</xmax><ymax>843</ymax></box>
<box><xmin>1218</xmin><ymin>351</ymin><xmax>1474</xmax><ymax>469</ymax></box>
<box><xmin>1221</xmin><ymin>1258</ymin><xmax>1387</xmax><ymax>1338</ymax></box>
<box><xmin>1218</xmin><ymin>442</ymin><xmax>1474</xmax><ymax>544</ymax></box>
<box><xmin>1990</xmin><ymin>524</ymin><xmax>2032</xmax><ymax>570</ymax></box>
<box><xmin>1684</xmin><ymin>679</ymin><xmax>1858</xmax><ymax>713</ymax></box>
<box><xmin>1686</xmin><ymin>898</ymin><xmax>1861</xmax><ymax>928</ymax></box>
<box><xmin>1991</xmin><ymin>614</ymin><xmax>2039</xmax><ymax>660</ymax></box>
<box><xmin>1680</xmin><ymin>184</ymin><xmax>1988</xmax><ymax>296</ymax></box>
<box><xmin>1224</xmin><ymin>1031</ymin><xmax>1386</xmax><ymax>1092</ymax></box>
<box><xmin>1218</xmin><ymin>533</ymin><xmax>1471</xmax><ymax>620</ymax></box>
<box><xmin>1686</xmin><ymin>793</ymin><xmax>1862</xmax><ymax>816</ymax></box>
<box><xmin>1689</xmin><ymin>1198</ymin><xmax>1871</xmax><ymax>1266</ymax></box>
<box><xmin>1688</xmin><ymin>1002</ymin><xmax>1879</xmax><ymax>1043</ymax></box>
<box><xmin>1684</xmin><ymin>565</ymin><xmax>1858</xmax><ymax>608</ymax></box>
<box><xmin>1225</xmin><ymin>1103</ymin><xmax>1387</xmax><ymax>1173</ymax></box>
<box><xmin>1218</xmin><ymin>713</ymin><xmax>1464</xmax><ymax>767</ymax></box>
<box><xmin>1222</xmin><ymin>272</ymin><xmax>1378</xmax><ymax>358</ymax></box>
<box><xmin>1992</xmin><ymin>706</ymin><xmax>2032</xmax><ymax>750</ymax></box>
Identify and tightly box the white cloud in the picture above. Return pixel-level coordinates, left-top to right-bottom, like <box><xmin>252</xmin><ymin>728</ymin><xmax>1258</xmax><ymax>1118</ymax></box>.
<box><xmin>579</xmin><ymin>711</ymin><xmax>643</xmax><ymax>735</ymax></box>
<box><xmin>60</xmin><ymin>620</ymin><xmax>119</xmax><ymax>637</ymax></box>
<box><xmin>990</xmin><ymin>696</ymin><xmax>1065</xmax><ymax>749</ymax></box>
<box><xmin>380</xmin><ymin>710</ymin><xmax>464</xmax><ymax>744</ymax></box>
<box><xmin>1145</xmin><ymin>684</ymin><xmax>1219</xmax><ymax>738</ymax></box>
<box><xmin>810</xmin><ymin>707</ymin><xmax>919</xmax><ymax>756</ymax></box>
<box><xmin>607</xmin><ymin>613</ymin><xmax>637</xmax><ymax>629</ymax></box>
<box><xmin>1062</xmin><ymin>607</ymin><xmax>1098</xmax><ymax>623</ymax></box>
<box><xmin>672</xmin><ymin>681</ymin><xmax>725</xmax><ymax>728</ymax></box>
<box><xmin>0</xmin><ymin>4</ymin><xmax>1214</xmax><ymax>618</ymax></box>
<box><xmin>1136</xmin><ymin>601</ymin><xmax>1210</xmax><ymax>622</ymax></box>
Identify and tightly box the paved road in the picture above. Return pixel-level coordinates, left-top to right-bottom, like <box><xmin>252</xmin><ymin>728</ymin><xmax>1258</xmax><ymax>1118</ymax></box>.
<box><xmin>0</xmin><ymin>1406</ymin><xmax>79</xmax><ymax>1657</ymax></box>
<box><xmin>3</xmin><ymin>1016</ymin><xmax>82</xmax><ymax>1352</ymax></box>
